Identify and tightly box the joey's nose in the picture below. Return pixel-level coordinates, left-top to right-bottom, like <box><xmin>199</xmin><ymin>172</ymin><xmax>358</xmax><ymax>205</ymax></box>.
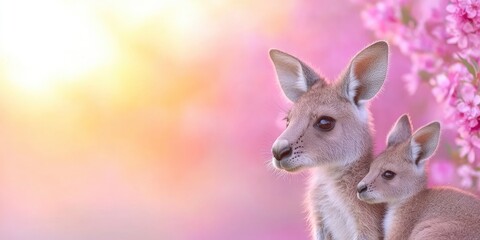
<box><xmin>272</xmin><ymin>139</ymin><xmax>292</xmax><ymax>161</ymax></box>
<box><xmin>357</xmin><ymin>183</ymin><xmax>368</xmax><ymax>194</ymax></box>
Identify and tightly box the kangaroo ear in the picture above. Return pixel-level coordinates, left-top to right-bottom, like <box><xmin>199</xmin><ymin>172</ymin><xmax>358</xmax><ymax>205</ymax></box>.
<box><xmin>387</xmin><ymin>114</ymin><xmax>413</xmax><ymax>147</ymax></box>
<box><xmin>409</xmin><ymin>122</ymin><xmax>441</xmax><ymax>167</ymax></box>
<box><xmin>341</xmin><ymin>41</ymin><xmax>389</xmax><ymax>105</ymax></box>
<box><xmin>269</xmin><ymin>49</ymin><xmax>324</xmax><ymax>102</ymax></box>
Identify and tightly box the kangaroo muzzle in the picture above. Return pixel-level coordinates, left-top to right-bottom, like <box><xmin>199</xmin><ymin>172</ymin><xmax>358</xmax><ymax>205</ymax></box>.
<box><xmin>272</xmin><ymin>139</ymin><xmax>292</xmax><ymax>161</ymax></box>
<box><xmin>272</xmin><ymin>118</ymin><xmax>308</xmax><ymax>161</ymax></box>
<box><xmin>357</xmin><ymin>182</ymin><xmax>368</xmax><ymax>193</ymax></box>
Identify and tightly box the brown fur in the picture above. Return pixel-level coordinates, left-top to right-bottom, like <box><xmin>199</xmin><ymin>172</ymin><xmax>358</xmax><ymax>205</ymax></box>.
<box><xmin>269</xmin><ymin>41</ymin><xmax>389</xmax><ymax>239</ymax></box>
<box><xmin>358</xmin><ymin>114</ymin><xmax>480</xmax><ymax>239</ymax></box>
<box><xmin>387</xmin><ymin>187</ymin><xmax>480</xmax><ymax>240</ymax></box>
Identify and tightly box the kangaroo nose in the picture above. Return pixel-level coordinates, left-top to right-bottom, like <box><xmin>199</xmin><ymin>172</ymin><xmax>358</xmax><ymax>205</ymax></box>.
<box><xmin>273</xmin><ymin>146</ymin><xmax>292</xmax><ymax>161</ymax></box>
<box><xmin>357</xmin><ymin>183</ymin><xmax>368</xmax><ymax>194</ymax></box>
<box><xmin>272</xmin><ymin>139</ymin><xmax>292</xmax><ymax>161</ymax></box>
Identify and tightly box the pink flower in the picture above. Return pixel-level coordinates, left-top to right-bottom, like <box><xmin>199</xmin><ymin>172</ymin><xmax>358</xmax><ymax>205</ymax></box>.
<box><xmin>362</xmin><ymin>2</ymin><xmax>397</xmax><ymax>34</ymax></box>
<box><xmin>361</xmin><ymin>0</ymin><xmax>408</xmax><ymax>44</ymax></box>
<box><xmin>405</xmin><ymin>53</ymin><xmax>444</xmax><ymax>95</ymax></box>
<box><xmin>455</xmin><ymin>130</ymin><xmax>480</xmax><ymax>163</ymax></box>
<box><xmin>457</xmin><ymin>164</ymin><xmax>480</xmax><ymax>188</ymax></box>
<box><xmin>455</xmin><ymin>83</ymin><xmax>480</xmax><ymax>129</ymax></box>
<box><xmin>431</xmin><ymin>74</ymin><xmax>452</xmax><ymax>102</ymax></box>
<box><xmin>430</xmin><ymin>63</ymin><xmax>462</xmax><ymax>102</ymax></box>
<box><xmin>457</xmin><ymin>84</ymin><xmax>480</xmax><ymax>112</ymax></box>
<box><xmin>446</xmin><ymin>0</ymin><xmax>480</xmax><ymax>49</ymax></box>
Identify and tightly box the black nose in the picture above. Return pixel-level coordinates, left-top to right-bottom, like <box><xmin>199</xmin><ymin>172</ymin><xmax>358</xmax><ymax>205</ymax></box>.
<box><xmin>357</xmin><ymin>184</ymin><xmax>368</xmax><ymax>194</ymax></box>
<box><xmin>272</xmin><ymin>146</ymin><xmax>292</xmax><ymax>161</ymax></box>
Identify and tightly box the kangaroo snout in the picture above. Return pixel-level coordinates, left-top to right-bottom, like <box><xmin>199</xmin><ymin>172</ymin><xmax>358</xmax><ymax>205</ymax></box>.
<box><xmin>357</xmin><ymin>182</ymin><xmax>368</xmax><ymax>194</ymax></box>
<box><xmin>272</xmin><ymin>139</ymin><xmax>292</xmax><ymax>161</ymax></box>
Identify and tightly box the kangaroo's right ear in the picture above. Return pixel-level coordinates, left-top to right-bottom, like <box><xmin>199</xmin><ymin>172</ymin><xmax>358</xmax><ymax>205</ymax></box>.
<box><xmin>269</xmin><ymin>49</ymin><xmax>324</xmax><ymax>102</ymax></box>
<box><xmin>387</xmin><ymin>114</ymin><xmax>413</xmax><ymax>147</ymax></box>
<box><xmin>409</xmin><ymin>122</ymin><xmax>441</xmax><ymax>167</ymax></box>
<box><xmin>341</xmin><ymin>41</ymin><xmax>389</xmax><ymax>106</ymax></box>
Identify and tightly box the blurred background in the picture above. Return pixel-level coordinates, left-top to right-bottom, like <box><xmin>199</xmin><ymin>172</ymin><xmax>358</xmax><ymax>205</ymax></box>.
<box><xmin>0</xmin><ymin>0</ymin><xmax>460</xmax><ymax>239</ymax></box>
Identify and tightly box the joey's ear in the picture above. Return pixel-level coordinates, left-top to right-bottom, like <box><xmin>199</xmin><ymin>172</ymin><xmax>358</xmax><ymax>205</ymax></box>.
<box><xmin>269</xmin><ymin>49</ymin><xmax>324</xmax><ymax>102</ymax></box>
<box><xmin>409</xmin><ymin>122</ymin><xmax>441</xmax><ymax>167</ymax></box>
<box><xmin>341</xmin><ymin>41</ymin><xmax>389</xmax><ymax>105</ymax></box>
<box><xmin>387</xmin><ymin>114</ymin><xmax>413</xmax><ymax>147</ymax></box>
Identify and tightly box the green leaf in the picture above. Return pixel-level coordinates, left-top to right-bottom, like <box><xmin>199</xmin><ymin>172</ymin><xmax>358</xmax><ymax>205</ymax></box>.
<box><xmin>417</xmin><ymin>70</ymin><xmax>432</xmax><ymax>82</ymax></box>
<box><xmin>470</xmin><ymin>57</ymin><xmax>479</xmax><ymax>72</ymax></box>
<box><xmin>458</xmin><ymin>55</ymin><xmax>477</xmax><ymax>78</ymax></box>
<box><xmin>401</xmin><ymin>6</ymin><xmax>417</xmax><ymax>27</ymax></box>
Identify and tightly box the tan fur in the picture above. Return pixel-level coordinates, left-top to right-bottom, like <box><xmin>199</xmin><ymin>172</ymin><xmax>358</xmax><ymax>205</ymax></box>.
<box><xmin>269</xmin><ymin>41</ymin><xmax>388</xmax><ymax>239</ymax></box>
<box><xmin>358</xmin><ymin>114</ymin><xmax>480</xmax><ymax>240</ymax></box>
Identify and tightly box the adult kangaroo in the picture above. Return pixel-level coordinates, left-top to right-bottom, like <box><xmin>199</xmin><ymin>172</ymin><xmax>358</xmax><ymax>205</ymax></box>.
<box><xmin>270</xmin><ymin>41</ymin><xmax>388</xmax><ymax>240</ymax></box>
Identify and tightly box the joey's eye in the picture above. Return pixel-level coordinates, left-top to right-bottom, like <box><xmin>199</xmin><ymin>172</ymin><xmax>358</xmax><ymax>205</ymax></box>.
<box><xmin>314</xmin><ymin>116</ymin><xmax>336</xmax><ymax>131</ymax></box>
<box><xmin>382</xmin><ymin>170</ymin><xmax>396</xmax><ymax>180</ymax></box>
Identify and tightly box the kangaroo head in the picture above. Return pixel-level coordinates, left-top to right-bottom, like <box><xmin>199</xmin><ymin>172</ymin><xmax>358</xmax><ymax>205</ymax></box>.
<box><xmin>357</xmin><ymin>114</ymin><xmax>441</xmax><ymax>204</ymax></box>
<box><xmin>270</xmin><ymin>41</ymin><xmax>389</xmax><ymax>172</ymax></box>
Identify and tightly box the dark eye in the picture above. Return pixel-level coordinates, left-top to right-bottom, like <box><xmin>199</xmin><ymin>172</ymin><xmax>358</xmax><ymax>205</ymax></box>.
<box><xmin>314</xmin><ymin>116</ymin><xmax>336</xmax><ymax>131</ymax></box>
<box><xmin>382</xmin><ymin>170</ymin><xmax>396</xmax><ymax>180</ymax></box>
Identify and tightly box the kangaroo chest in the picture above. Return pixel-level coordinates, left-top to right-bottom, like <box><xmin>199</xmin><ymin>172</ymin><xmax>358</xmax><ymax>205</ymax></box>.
<box><xmin>310</xmin><ymin>178</ymin><xmax>359</xmax><ymax>240</ymax></box>
<box><xmin>383</xmin><ymin>206</ymin><xmax>396</xmax><ymax>237</ymax></box>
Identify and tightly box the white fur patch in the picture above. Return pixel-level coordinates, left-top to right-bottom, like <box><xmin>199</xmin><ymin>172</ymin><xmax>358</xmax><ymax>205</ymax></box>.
<box><xmin>311</xmin><ymin>168</ymin><xmax>358</xmax><ymax>240</ymax></box>
<box><xmin>348</xmin><ymin>73</ymin><xmax>369</xmax><ymax>123</ymax></box>
<box><xmin>356</xmin><ymin>102</ymin><xmax>369</xmax><ymax>123</ymax></box>
<box><xmin>383</xmin><ymin>206</ymin><xmax>396</xmax><ymax>237</ymax></box>
<box><xmin>410</xmin><ymin>139</ymin><xmax>421</xmax><ymax>162</ymax></box>
<box><xmin>295</xmin><ymin>73</ymin><xmax>308</xmax><ymax>92</ymax></box>
<box><xmin>273</xmin><ymin>53</ymin><xmax>307</xmax><ymax>101</ymax></box>
<box><xmin>347</xmin><ymin>72</ymin><xmax>360</xmax><ymax>102</ymax></box>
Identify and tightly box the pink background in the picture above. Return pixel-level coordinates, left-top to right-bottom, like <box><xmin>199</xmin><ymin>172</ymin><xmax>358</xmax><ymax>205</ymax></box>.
<box><xmin>0</xmin><ymin>0</ymin><xmax>460</xmax><ymax>239</ymax></box>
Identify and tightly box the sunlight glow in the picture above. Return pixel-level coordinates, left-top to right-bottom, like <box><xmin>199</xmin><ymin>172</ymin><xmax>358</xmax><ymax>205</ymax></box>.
<box><xmin>0</xmin><ymin>0</ymin><xmax>116</xmax><ymax>94</ymax></box>
<box><xmin>0</xmin><ymin>0</ymin><xmax>212</xmax><ymax>96</ymax></box>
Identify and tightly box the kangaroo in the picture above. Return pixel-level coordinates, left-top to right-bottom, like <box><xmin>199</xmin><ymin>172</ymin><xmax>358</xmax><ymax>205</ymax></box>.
<box><xmin>357</xmin><ymin>114</ymin><xmax>480</xmax><ymax>240</ymax></box>
<box><xmin>269</xmin><ymin>41</ymin><xmax>388</xmax><ymax>239</ymax></box>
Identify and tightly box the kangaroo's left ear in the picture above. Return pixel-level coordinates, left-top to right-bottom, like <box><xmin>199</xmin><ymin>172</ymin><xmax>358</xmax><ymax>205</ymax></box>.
<box><xmin>387</xmin><ymin>114</ymin><xmax>413</xmax><ymax>147</ymax></box>
<box><xmin>409</xmin><ymin>122</ymin><xmax>441</xmax><ymax>167</ymax></box>
<box><xmin>340</xmin><ymin>41</ymin><xmax>389</xmax><ymax>106</ymax></box>
<box><xmin>269</xmin><ymin>49</ymin><xmax>325</xmax><ymax>102</ymax></box>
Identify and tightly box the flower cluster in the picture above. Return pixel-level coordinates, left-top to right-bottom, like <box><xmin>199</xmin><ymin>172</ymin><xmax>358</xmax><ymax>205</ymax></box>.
<box><xmin>354</xmin><ymin>0</ymin><xmax>480</xmax><ymax>189</ymax></box>
<box><xmin>446</xmin><ymin>0</ymin><xmax>480</xmax><ymax>53</ymax></box>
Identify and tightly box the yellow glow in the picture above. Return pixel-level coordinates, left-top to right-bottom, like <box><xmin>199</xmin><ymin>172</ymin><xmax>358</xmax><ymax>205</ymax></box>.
<box><xmin>0</xmin><ymin>0</ymin><xmax>116</xmax><ymax>94</ymax></box>
<box><xmin>110</xmin><ymin>0</ymin><xmax>211</xmax><ymax>57</ymax></box>
<box><xmin>0</xmin><ymin>0</ymin><xmax>213</xmax><ymax>98</ymax></box>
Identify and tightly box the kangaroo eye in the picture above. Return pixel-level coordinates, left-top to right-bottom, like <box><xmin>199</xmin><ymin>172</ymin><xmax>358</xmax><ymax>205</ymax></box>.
<box><xmin>382</xmin><ymin>170</ymin><xmax>396</xmax><ymax>180</ymax></box>
<box><xmin>314</xmin><ymin>116</ymin><xmax>336</xmax><ymax>131</ymax></box>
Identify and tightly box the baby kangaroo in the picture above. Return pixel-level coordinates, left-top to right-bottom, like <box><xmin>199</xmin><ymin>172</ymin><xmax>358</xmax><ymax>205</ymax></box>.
<box><xmin>357</xmin><ymin>114</ymin><xmax>480</xmax><ymax>240</ymax></box>
<box><xmin>270</xmin><ymin>41</ymin><xmax>388</xmax><ymax>239</ymax></box>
